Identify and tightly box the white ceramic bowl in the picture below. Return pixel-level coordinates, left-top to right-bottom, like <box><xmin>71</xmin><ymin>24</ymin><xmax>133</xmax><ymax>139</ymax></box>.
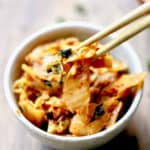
<box><xmin>4</xmin><ymin>22</ymin><xmax>143</xmax><ymax>150</ymax></box>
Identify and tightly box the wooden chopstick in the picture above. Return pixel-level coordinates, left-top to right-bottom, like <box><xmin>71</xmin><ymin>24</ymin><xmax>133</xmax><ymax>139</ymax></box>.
<box><xmin>96</xmin><ymin>15</ymin><xmax>150</xmax><ymax>56</ymax></box>
<box><xmin>73</xmin><ymin>2</ymin><xmax>150</xmax><ymax>52</ymax></box>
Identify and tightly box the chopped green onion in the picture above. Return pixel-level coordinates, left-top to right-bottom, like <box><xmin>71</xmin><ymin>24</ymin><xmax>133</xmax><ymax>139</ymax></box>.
<box><xmin>46</xmin><ymin>67</ymin><xmax>52</xmax><ymax>73</ymax></box>
<box><xmin>60</xmin><ymin>48</ymin><xmax>72</xmax><ymax>58</ymax></box>
<box><xmin>92</xmin><ymin>104</ymin><xmax>104</xmax><ymax>120</ymax></box>
<box><xmin>46</xmin><ymin>112</ymin><xmax>53</xmax><ymax>120</ymax></box>
<box><xmin>44</xmin><ymin>80</ymin><xmax>52</xmax><ymax>87</ymax></box>
<box><xmin>47</xmin><ymin>64</ymin><xmax>62</xmax><ymax>74</ymax></box>
<box><xmin>53</xmin><ymin>64</ymin><xmax>62</xmax><ymax>74</ymax></box>
<box><xmin>41</xmin><ymin>121</ymin><xmax>48</xmax><ymax>131</ymax></box>
<box><xmin>59</xmin><ymin>78</ymin><xmax>64</xmax><ymax>85</ymax></box>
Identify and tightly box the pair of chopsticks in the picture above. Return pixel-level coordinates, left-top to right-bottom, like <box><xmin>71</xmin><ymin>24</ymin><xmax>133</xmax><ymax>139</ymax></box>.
<box><xmin>73</xmin><ymin>2</ymin><xmax>150</xmax><ymax>56</ymax></box>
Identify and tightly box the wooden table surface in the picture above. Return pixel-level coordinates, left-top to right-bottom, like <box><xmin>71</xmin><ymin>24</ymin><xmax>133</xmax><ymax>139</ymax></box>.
<box><xmin>0</xmin><ymin>0</ymin><xmax>150</xmax><ymax>150</ymax></box>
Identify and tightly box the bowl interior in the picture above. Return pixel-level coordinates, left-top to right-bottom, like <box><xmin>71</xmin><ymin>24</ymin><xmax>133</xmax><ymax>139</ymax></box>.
<box><xmin>5</xmin><ymin>23</ymin><xmax>143</xmax><ymax>141</ymax></box>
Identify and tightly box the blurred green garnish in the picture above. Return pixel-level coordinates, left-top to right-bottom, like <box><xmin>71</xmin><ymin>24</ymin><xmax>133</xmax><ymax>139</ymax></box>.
<box><xmin>75</xmin><ymin>3</ymin><xmax>87</xmax><ymax>15</ymax></box>
<box><xmin>44</xmin><ymin>80</ymin><xmax>52</xmax><ymax>87</ymax></box>
<box><xmin>52</xmin><ymin>64</ymin><xmax>62</xmax><ymax>74</ymax></box>
<box><xmin>47</xmin><ymin>64</ymin><xmax>62</xmax><ymax>74</ymax></box>
<box><xmin>55</xmin><ymin>16</ymin><xmax>66</xmax><ymax>23</ymax></box>
<box><xmin>60</xmin><ymin>48</ymin><xmax>72</xmax><ymax>58</ymax></box>
<box><xmin>146</xmin><ymin>59</ymin><xmax>150</xmax><ymax>71</ymax></box>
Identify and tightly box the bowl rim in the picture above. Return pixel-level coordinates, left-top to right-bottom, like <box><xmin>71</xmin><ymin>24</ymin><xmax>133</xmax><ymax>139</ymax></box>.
<box><xmin>3</xmin><ymin>22</ymin><xmax>143</xmax><ymax>142</ymax></box>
